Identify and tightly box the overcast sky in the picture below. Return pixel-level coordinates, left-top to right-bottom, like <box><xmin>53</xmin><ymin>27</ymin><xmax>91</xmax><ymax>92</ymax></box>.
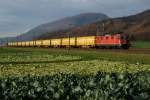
<box><xmin>0</xmin><ymin>0</ymin><xmax>150</xmax><ymax>38</ymax></box>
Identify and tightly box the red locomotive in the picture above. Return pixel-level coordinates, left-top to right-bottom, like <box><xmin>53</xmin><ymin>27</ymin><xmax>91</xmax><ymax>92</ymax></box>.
<box><xmin>95</xmin><ymin>34</ymin><xmax>130</xmax><ymax>49</ymax></box>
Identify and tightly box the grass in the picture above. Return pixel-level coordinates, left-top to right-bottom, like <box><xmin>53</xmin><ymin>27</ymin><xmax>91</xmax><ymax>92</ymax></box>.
<box><xmin>1</xmin><ymin>47</ymin><xmax>150</xmax><ymax>64</ymax></box>
<box><xmin>132</xmin><ymin>41</ymin><xmax>150</xmax><ymax>49</ymax></box>
<box><xmin>0</xmin><ymin>47</ymin><xmax>150</xmax><ymax>78</ymax></box>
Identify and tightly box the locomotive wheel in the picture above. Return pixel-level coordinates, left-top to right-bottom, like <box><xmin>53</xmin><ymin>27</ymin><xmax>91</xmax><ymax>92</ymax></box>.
<box><xmin>121</xmin><ymin>44</ymin><xmax>130</xmax><ymax>49</ymax></box>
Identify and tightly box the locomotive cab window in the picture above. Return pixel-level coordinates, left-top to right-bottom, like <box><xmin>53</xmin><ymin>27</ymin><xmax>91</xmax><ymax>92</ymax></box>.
<box><xmin>124</xmin><ymin>35</ymin><xmax>129</xmax><ymax>40</ymax></box>
<box><xmin>121</xmin><ymin>36</ymin><xmax>124</xmax><ymax>39</ymax></box>
<box><xmin>121</xmin><ymin>36</ymin><xmax>128</xmax><ymax>40</ymax></box>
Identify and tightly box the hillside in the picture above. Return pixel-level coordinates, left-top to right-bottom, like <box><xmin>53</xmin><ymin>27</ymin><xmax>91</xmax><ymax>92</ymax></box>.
<box><xmin>19</xmin><ymin>13</ymin><xmax>109</xmax><ymax>41</ymax></box>
<box><xmin>38</xmin><ymin>9</ymin><xmax>150</xmax><ymax>41</ymax></box>
<box><xmin>71</xmin><ymin>9</ymin><xmax>150</xmax><ymax>41</ymax></box>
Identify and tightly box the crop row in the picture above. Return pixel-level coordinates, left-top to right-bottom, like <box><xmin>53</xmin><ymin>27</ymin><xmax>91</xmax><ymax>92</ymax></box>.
<box><xmin>1</xmin><ymin>60</ymin><xmax>150</xmax><ymax>78</ymax></box>
<box><xmin>0</xmin><ymin>72</ymin><xmax>150</xmax><ymax>100</ymax></box>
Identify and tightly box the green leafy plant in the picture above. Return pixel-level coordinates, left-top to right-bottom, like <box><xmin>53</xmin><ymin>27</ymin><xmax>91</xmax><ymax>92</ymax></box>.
<box><xmin>0</xmin><ymin>72</ymin><xmax>150</xmax><ymax>100</ymax></box>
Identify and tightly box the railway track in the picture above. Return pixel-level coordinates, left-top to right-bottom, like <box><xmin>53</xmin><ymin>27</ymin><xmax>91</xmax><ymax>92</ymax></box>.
<box><xmin>83</xmin><ymin>48</ymin><xmax>150</xmax><ymax>55</ymax></box>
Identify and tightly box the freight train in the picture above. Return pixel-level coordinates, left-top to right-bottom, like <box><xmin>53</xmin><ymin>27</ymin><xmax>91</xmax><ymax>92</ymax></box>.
<box><xmin>8</xmin><ymin>34</ymin><xmax>130</xmax><ymax>49</ymax></box>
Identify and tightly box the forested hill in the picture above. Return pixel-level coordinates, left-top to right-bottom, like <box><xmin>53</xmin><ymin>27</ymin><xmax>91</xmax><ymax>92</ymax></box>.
<box><xmin>38</xmin><ymin>9</ymin><xmax>150</xmax><ymax>41</ymax></box>
<box><xmin>71</xmin><ymin>9</ymin><xmax>150</xmax><ymax>41</ymax></box>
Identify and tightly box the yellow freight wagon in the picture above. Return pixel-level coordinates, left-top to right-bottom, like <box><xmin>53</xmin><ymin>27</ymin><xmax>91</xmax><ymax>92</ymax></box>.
<box><xmin>11</xmin><ymin>42</ymin><xmax>14</xmax><ymax>46</ymax></box>
<box><xmin>42</xmin><ymin>40</ymin><xmax>51</xmax><ymax>46</ymax></box>
<box><xmin>21</xmin><ymin>42</ymin><xmax>25</xmax><ymax>47</ymax></box>
<box><xmin>13</xmin><ymin>42</ymin><xmax>16</xmax><ymax>46</ymax></box>
<box><xmin>13</xmin><ymin>42</ymin><xmax>17</xmax><ymax>46</ymax></box>
<box><xmin>51</xmin><ymin>39</ymin><xmax>61</xmax><ymax>46</ymax></box>
<box><xmin>29</xmin><ymin>41</ymin><xmax>34</xmax><ymax>46</ymax></box>
<box><xmin>62</xmin><ymin>38</ymin><xmax>76</xmax><ymax>46</ymax></box>
<box><xmin>25</xmin><ymin>41</ymin><xmax>30</xmax><ymax>47</ymax></box>
<box><xmin>11</xmin><ymin>43</ymin><xmax>13</xmax><ymax>46</ymax></box>
<box><xmin>12</xmin><ymin>42</ymin><xmax>16</xmax><ymax>46</ymax></box>
<box><xmin>8</xmin><ymin>42</ymin><xmax>12</xmax><ymax>46</ymax></box>
<box><xmin>76</xmin><ymin>36</ymin><xmax>96</xmax><ymax>46</ymax></box>
<box><xmin>17</xmin><ymin>42</ymin><xmax>22</xmax><ymax>46</ymax></box>
<box><xmin>35</xmin><ymin>40</ymin><xmax>42</xmax><ymax>46</ymax></box>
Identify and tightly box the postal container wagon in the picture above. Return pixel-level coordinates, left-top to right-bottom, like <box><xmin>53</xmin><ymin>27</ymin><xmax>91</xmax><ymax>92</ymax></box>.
<box><xmin>76</xmin><ymin>36</ymin><xmax>96</xmax><ymax>47</ymax></box>
<box><xmin>51</xmin><ymin>39</ymin><xmax>61</xmax><ymax>47</ymax></box>
<box><xmin>61</xmin><ymin>38</ymin><xmax>76</xmax><ymax>46</ymax></box>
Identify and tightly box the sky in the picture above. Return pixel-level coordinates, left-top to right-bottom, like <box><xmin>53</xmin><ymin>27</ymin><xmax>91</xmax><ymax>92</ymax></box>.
<box><xmin>0</xmin><ymin>0</ymin><xmax>150</xmax><ymax>38</ymax></box>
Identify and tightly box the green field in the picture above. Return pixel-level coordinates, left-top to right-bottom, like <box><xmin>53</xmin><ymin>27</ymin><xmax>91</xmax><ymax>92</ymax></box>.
<box><xmin>132</xmin><ymin>41</ymin><xmax>150</xmax><ymax>49</ymax></box>
<box><xmin>0</xmin><ymin>47</ymin><xmax>150</xmax><ymax>99</ymax></box>
<box><xmin>0</xmin><ymin>47</ymin><xmax>150</xmax><ymax>77</ymax></box>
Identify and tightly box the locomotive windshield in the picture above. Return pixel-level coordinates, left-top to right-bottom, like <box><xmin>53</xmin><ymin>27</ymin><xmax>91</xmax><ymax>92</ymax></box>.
<box><xmin>121</xmin><ymin>35</ymin><xmax>129</xmax><ymax>40</ymax></box>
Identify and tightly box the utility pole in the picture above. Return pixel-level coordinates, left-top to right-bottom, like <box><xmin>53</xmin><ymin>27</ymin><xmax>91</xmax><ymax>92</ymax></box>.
<box><xmin>69</xmin><ymin>24</ymin><xmax>71</xmax><ymax>49</ymax></box>
<box><xmin>102</xmin><ymin>22</ymin><xmax>105</xmax><ymax>35</ymax></box>
<box><xmin>96</xmin><ymin>25</ymin><xmax>99</xmax><ymax>36</ymax></box>
<box><xmin>33</xmin><ymin>33</ymin><xmax>35</xmax><ymax>46</ymax></box>
<box><xmin>68</xmin><ymin>30</ymin><xmax>70</xmax><ymax>51</ymax></box>
<box><xmin>6</xmin><ymin>38</ymin><xmax>8</xmax><ymax>47</ymax></box>
<box><xmin>68</xmin><ymin>31</ymin><xmax>70</xmax><ymax>49</ymax></box>
<box><xmin>17</xmin><ymin>35</ymin><xmax>19</xmax><ymax>47</ymax></box>
<box><xmin>68</xmin><ymin>24</ymin><xmax>72</xmax><ymax>52</ymax></box>
<box><xmin>20</xmin><ymin>34</ymin><xmax>22</xmax><ymax>47</ymax></box>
